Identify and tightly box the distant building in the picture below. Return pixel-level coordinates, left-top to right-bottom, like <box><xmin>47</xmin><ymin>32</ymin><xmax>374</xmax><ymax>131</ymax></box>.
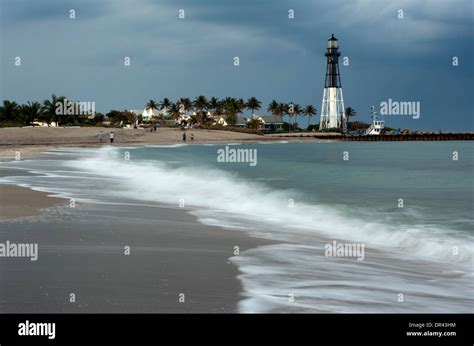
<box><xmin>130</xmin><ymin>108</ymin><xmax>164</xmax><ymax>121</ymax></box>
<box><xmin>214</xmin><ymin>115</ymin><xmax>228</xmax><ymax>126</ymax></box>
<box><xmin>175</xmin><ymin>113</ymin><xmax>192</xmax><ymax>126</ymax></box>
<box><xmin>31</xmin><ymin>121</ymin><xmax>58</xmax><ymax>127</ymax></box>
<box><xmin>236</xmin><ymin>115</ymin><xmax>284</xmax><ymax>131</ymax></box>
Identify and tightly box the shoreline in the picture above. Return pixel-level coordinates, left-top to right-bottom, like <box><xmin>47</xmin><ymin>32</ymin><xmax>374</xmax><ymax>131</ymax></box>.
<box><xmin>0</xmin><ymin>182</ymin><xmax>273</xmax><ymax>313</ymax></box>
<box><xmin>0</xmin><ymin>184</ymin><xmax>66</xmax><ymax>220</ymax></box>
<box><xmin>0</xmin><ymin>127</ymin><xmax>327</xmax><ymax>161</ymax></box>
<box><xmin>1</xmin><ymin>127</ymin><xmax>471</xmax><ymax>162</ymax></box>
<box><xmin>1</xmin><ymin>139</ymin><xmax>472</xmax><ymax>313</ymax></box>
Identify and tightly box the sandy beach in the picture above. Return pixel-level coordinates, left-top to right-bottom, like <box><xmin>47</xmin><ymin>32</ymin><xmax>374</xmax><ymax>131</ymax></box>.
<box><xmin>0</xmin><ymin>126</ymin><xmax>331</xmax><ymax>161</ymax></box>
<box><xmin>0</xmin><ymin>127</ymin><xmax>283</xmax><ymax>312</ymax></box>
<box><xmin>0</xmin><ymin>195</ymin><xmax>271</xmax><ymax>312</ymax></box>
<box><xmin>1</xmin><ymin>132</ymin><xmax>471</xmax><ymax>314</ymax></box>
<box><xmin>0</xmin><ymin>184</ymin><xmax>66</xmax><ymax>220</ymax></box>
<box><xmin>0</xmin><ymin>181</ymin><xmax>272</xmax><ymax>313</ymax></box>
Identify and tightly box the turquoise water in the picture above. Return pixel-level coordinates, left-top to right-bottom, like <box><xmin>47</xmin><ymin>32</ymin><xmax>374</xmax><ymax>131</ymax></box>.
<box><xmin>136</xmin><ymin>141</ymin><xmax>473</xmax><ymax>237</ymax></box>
<box><xmin>1</xmin><ymin>141</ymin><xmax>472</xmax><ymax>312</ymax></box>
<box><xmin>144</xmin><ymin>141</ymin><xmax>472</xmax><ymax>216</ymax></box>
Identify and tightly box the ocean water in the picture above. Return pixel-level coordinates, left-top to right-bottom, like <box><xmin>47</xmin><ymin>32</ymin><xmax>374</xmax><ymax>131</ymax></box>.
<box><xmin>0</xmin><ymin>141</ymin><xmax>473</xmax><ymax>313</ymax></box>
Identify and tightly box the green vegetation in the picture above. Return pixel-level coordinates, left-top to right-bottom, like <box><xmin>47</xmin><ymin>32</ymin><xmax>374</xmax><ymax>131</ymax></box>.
<box><xmin>0</xmin><ymin>95</ymin><xmax>105</xmax><ymax>127</ymax></box>
<box><xmin>1</xmin><ymin>95</ymin><xmax>320</xmax><ymax>132</ymax></box>
<box><xmin>342</xmin><ymin>107</ymin><xmax>358</xmax><ymax>135</ymax></box>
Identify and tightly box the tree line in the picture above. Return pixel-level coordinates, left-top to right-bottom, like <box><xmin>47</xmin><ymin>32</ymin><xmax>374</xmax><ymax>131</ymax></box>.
<box><xmin>0</xmin><ymin>95</ymin><xmax>103</xmax><ymax>127</ymax></box>
<box><xmin>143</xmin><ymin>96</ymin><xmax>318</xmax><ymax>131</ymax></box>
<box><xmin>1</xmin><ymin>94</ymin><xmax>359</xmax><ymax>132</ymax></box>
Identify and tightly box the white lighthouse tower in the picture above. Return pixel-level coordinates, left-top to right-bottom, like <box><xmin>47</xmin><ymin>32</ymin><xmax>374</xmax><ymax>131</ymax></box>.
<box><xmin>319</xmin><ymin>34</ymin><xmax>345</xmax><ymax>130</ymax></box>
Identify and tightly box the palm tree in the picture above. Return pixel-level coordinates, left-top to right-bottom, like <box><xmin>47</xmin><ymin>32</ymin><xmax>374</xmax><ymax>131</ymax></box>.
<box><xmin>236</xmin><ymin>98</ymin><xmax>245</xmax><ymax>124</ymax></box>
<box><xmin>286</xmin><ymin>102</ymin><xmax>296</xmax><ymax>132</ymax></box>
<box><xmin>159</xmin><ymin>98</ymin><xmax>171</xmax><ymax>115</ymax></box>
<box><xmin>145</xmin><ymin>100</ymin><xmax>158</xmax><ymax>122</ymax></box>
<box><xmin>246</xmin><ymin>97</ymin><xmax>261</xmax><ymax>116</ymax></box>
<box><xmin>193</xmin><ymin>95</ymin><xmax>208</xmax><ymax>126</ymax></box>
<box><xmin>216</xmin><ymin>100</ymin><xmax>225</xmax><ymax>118</ymax></box>
<box><xmin>146</xmin><ymin>100</ymin><xmax>158</xmax><ymax>111</ymax></box>
<box><xmin>178</xmin><ymin>97</ymin><xmax>192</xmax><ymax>116</ymax></box>
<box><xmin>208</xmin><ymin>97</ymin><xmax>219</xmax><ymax>117</ymax></box>
<box><xmin>0</xmin><ymin>100</ymin><xmax>20</xmax><ymax>122</ymax></box>
<box><xmin>222</xmin><ymin>97</ymin><xmax>240</xmax><ymax>126</ymax></box>
<box><xmin>268</xmin><ymin>100</ymin><xmax>280</xmax><ymax>120</ymax></box>
<box><xmin>343</xmin><ymin>107</ymin><xmax>357</xmax><ymax>134</ymax></box>
<box><xmin>277</xmin><ymin>103</ymin><xmax>287</xmax><ymax>124</ymax></box>
<box><xmin>345</xmin><ymin>107</ymin><xmax>357</xmax><ymax>122</ymax></box>
<box><xmin>21</xmin><ymin>101</ymin><xmax>42</xmax><ymax>125</ymax></box>
<box><xmin>222</xmin><ymin>97</ymin><xmax>234</xmax><ymax>125</ymax></box>
<box><xmin>237</xmin><ymin>98</ymin><xmax>245</xmax><ymax>112</ymax></box>
<box><xmin>124</xmin><ymin>110</ymin><xmax>137</xmax><ymax>124</ymax></box>
<box><xmin>292</xmin><ymin>104</ymin><xmax>302</xmax><ymax>132</ymax></box>
<box><xmin>169</xmin><ymin>103</ymin><xmax>181</xmax><ymax>121</ymax></box>
<box><xmin>275</xmin><ymin>103</ymin><xmax>287</xmax><ymax>131</ymax></box>
<box><xmin>42</xmin><ymin>94</ymin><xmax>66</xmax><ymax>126</ymax></box>
<box><xmin>303</xmin><ymin>105</ymin><xmax>317</xmax><ymax>130</ymax></box>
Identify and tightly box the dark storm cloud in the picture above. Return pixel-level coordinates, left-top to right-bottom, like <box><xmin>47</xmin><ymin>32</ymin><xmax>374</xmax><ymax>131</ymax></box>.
<box><xmin>0</xmin><ymin>0</ymin><xmax>109</xmax><ymax>23</ymax></box>
<box><xmin>1</xmin><ymin>0</ymin><xmax>473</xmax><ymax>131</ymax></box>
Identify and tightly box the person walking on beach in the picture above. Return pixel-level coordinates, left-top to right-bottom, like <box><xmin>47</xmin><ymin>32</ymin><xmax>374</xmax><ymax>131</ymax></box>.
<box><xmin>109</xmin><ymin>131</ymin><xmax>114</xmax><ymax>144</ymax></box>
<box><xmin>98</xmin><ymin>130</ymin><xmax>104</xmax><ymax>143</ymax></box>
<box><xmin>190</xmin><ymin>133</ymin><xmax>194</xmax><ymax>141</ymax></box>
<box><xmin>182</xmin><ymin>132</ymin><xmax>186</xmax><ymax>142</ymax></box>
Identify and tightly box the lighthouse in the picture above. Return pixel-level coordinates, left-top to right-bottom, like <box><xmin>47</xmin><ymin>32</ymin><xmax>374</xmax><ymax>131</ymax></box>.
<box><xmin>319</xmin><ymin>34</ymin><xmax>345</xmax><ymax>130</ymax></box>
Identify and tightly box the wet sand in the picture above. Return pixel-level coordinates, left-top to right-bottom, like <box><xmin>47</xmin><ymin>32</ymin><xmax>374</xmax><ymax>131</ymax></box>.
<box><xmin>0</xmin><ymin>184</ymin><xmax>66</xmax><ymax>220</ymax></box>
<box><xmin>0</xmin><ymin>135</ymin><xmax>276</xmax><ymax>313</ymax></box>
<box><xmin>0</xmin><ymin>184</ymin><xmax>271</xmax><ymax>313</ymax></box>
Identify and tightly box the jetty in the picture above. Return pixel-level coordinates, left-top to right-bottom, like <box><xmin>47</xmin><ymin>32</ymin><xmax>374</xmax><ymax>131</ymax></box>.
<box><xmin>274</xmin><ymin>133</ymin><xmax>474</xmax><ymax>141</ymax></box>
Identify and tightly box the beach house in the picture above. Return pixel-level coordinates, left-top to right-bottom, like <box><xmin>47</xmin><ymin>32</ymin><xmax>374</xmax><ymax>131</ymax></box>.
<box><xmin>236</xmin><ymin>115</ymin><xmax>284</xmax><ymax>131</ymax></box>
<box><xmin>130</xmin><ymin>108</ymin><xmax>162</xmax><ymax>121</ymax></box>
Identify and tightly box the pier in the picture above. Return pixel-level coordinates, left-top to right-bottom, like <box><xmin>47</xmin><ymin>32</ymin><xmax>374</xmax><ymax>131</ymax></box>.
<box><xmin>274</xmin><ymin>133</ymin><xmax>474</xmax><ymax>141</ymax></box>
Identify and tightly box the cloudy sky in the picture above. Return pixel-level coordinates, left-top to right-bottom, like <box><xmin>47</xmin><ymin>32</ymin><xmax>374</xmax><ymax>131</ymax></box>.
<box><xmin>1</xmin><ymin>0</ymin><xmax>473</xmax><ymax>131</ymax></box>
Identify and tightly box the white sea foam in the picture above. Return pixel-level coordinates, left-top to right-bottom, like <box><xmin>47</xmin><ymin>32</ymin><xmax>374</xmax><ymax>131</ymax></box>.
<box><xmin>1</xmin><ymin>147</ymin><xmax>472</xmax><ymax>313</ymax></box>
<box><xmin>144</xmin><ymin>144</ymin><xmax>188</xmax><ymax>148</ymax></box>
<box><xmin>230</xmin><ymin>243</ymin><xmax>474</xmax><ymax>313</ymax></box>
<box><xmin>61</xmin><ymin>149</ymin><xmax>472</xmax><ymax>267</ymax></box>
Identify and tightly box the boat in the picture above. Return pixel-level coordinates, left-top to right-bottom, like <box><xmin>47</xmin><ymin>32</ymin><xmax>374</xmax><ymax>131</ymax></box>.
<box><xmin>365</xmin><ymin>106</ymin><xmax>385</xmax><ymax>135</ymax></box>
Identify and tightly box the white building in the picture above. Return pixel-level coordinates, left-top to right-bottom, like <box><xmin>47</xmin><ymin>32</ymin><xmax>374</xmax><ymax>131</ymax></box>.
<box><xmin>214</xmin><ymin>115</ymin><xmax>228</xmax><ymax>126</ymax></box>
<box><xmin>175</xmin><ymin>113</ymin><xmax>192</xmax><ymax>126</ymax></box>
<box><xmin>130</xmin><ymin>108</ymin><xmax>163</xmax><ymax>121</ymax></box>
<box><xmin>31</xmin><ymin>121</ymin><xmax>59</xmax><ymax>127</ymax></box>
<box><xmin>236</xmin><ymin>115</ymin><xmax>284</xmax><ymax>131</ymax></box>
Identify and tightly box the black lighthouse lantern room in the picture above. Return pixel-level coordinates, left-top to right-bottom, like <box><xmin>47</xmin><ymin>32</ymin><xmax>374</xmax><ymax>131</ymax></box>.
<box><xmin>324</xmin><ymin>34</ymin><xmax>342</xmax><ymax>88</ymax></box>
